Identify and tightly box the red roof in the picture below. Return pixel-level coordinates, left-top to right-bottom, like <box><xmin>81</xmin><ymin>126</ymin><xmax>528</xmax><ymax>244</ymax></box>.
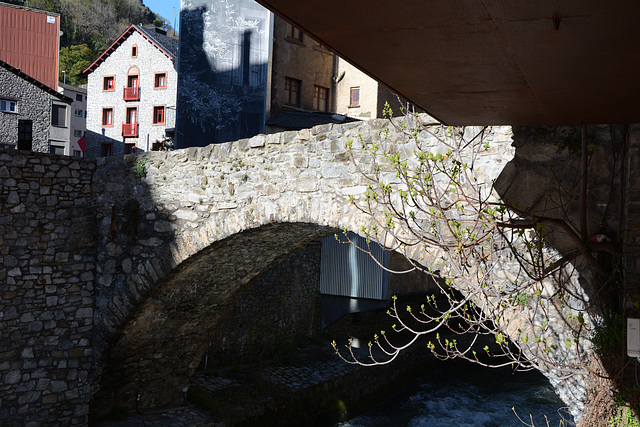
<box><xmin>81</xmin><ymin>25</ymin><xmax>174</xmax><ymax>76</ymax></box>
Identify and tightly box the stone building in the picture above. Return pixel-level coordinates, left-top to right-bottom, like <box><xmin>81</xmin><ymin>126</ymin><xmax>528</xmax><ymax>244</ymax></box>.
<box><xmin>335</xmin><ymin>59</ymin><xmax>401</xmax><ymax>119</ymax></box>
<box><xmin>82</xmin><ymin>25</ymin><xmax>178</xmax><ymax>157</ymax></box>
<box><xmin>264</xmin><ymin>16</ymin><xmax>344</xmax><ymax>132</ymax></box>
<box><xmin>57</xmin><ymin>82</ymin><xmax>87</xmax><ymax>157</ymax></box>
<box><xmin>266</xmin><ymin>15</ymin><xmax>406</xmax><ymax>130</ymax></box>
<box><xmin>0</xmin><ymin>59</ymin><xmax>72</xmax><ymax>152</ymax></box>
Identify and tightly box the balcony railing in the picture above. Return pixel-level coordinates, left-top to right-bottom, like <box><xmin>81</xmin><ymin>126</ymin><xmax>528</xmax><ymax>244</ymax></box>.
<box><xmin>123</xmin><ymin>86</ymin><xmax>140</xmax><ymax>101</ymax></box>
<box><xmin>122</xmin><ymin>123</ymin><xmax>138</xmax><ymax>138</ymax></box>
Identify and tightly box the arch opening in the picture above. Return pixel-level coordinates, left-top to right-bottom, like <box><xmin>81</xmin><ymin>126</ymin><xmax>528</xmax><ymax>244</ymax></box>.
<box><xmin>90</xmin><ymin>222</ymin><xmax>338</xmax><ymax>418</ymax></box>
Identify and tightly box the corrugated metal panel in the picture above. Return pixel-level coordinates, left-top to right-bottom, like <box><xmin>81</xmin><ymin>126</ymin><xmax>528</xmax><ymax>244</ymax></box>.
<box><xmin>319</xmin><ymin>232</ymin><xmax>389</xmax><ymax>300</ymax></box>
<box><xmin>0</xmin><ymin>4</ymin><xmax>59</xmax><ymax>89</ymax></box>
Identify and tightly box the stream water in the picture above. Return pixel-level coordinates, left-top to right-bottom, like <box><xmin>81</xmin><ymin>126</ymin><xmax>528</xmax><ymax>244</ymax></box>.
<box><xmin>336</xmin><ymin>360</ymin><xmax>574</xmax><ymax>427</ymax></box>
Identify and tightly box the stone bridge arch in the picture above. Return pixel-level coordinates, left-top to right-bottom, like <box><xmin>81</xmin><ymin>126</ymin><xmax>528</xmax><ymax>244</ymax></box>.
<box><xmin>89</xmin><ymin>119</ymin><xmax>513</xmax><ymax>415</ymax></box>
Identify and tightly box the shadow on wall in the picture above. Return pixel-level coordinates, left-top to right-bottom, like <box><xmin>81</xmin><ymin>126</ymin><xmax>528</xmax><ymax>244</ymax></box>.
<box><xmin>88</xmin><ymin>146</ymin><xmax>353</xmax><ymax>419</ymax></box>
<box><xmin>84</xmin><ymin>130</ymin><xmax>126</xmax><ymax>158</ymax></box>
<box><xmin>494</xmin><ymin>124</ymin><xmax>629</xmax><ymax>421</ymax></box>
<box><xmin>176</xmin><ymin>0</ymin><xmax>271</xmax><ymax>148</ymax></box>
<box><xmin>495</xmin><ymin>125</ymin><xmax>623</xmax><ymax>280</ymax></box>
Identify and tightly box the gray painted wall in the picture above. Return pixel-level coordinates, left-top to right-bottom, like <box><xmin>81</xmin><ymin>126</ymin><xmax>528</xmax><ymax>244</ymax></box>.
<box><xmin>176</xmin><ymin>0</ymin><xmax>273</xmax><ymax>147</ymax></box>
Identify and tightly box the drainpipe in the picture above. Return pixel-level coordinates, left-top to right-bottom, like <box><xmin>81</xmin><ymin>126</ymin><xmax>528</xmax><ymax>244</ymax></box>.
<box><xmin>331</xmin><ymin>53</ymin><xmax>338</xmax><ymax>113</ymax></box>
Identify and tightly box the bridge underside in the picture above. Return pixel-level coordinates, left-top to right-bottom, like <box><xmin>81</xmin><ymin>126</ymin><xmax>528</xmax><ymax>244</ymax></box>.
<box><xmin>256</xmin><ymin>0</ymin><xmax>640</xmax><ymax>125</ymax></box>
<box><xmin>90</xmin><ymin>222</ymin><xmax>336</xmax><ymax>417</ymax></box>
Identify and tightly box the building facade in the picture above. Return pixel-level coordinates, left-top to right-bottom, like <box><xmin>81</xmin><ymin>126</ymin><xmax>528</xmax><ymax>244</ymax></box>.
<box><xmin>83</xmin><ymin>25</ymin><xmax>178</xmax><ymax>157</ymax></box>
<box><xmin>0</xmin><ymin>59</ymin><xmax>71</xmax><ymax>152</ymax></box>
<box><xmin>262</xmin><ymin>15</ymin><xmax>358</xmax><ymax>133</ymax></box>
<box><xmin>57</xmin><ymin>82</ymin><xmax>87</xmax><ymax>157</ymax></box>
<box><xmin>269</xmin><ymin>16</ymin><xmax>334</xmax><ymax>117</ymax></box>
<box><xmin>335</xmin><ymin>59</ymin><xmax>400</xmax><ymax>119</ymax></box>
<box><xmin>177</xmin><ymin>0</ymin><xmax>404</xmax><ymax>144</ymax></box>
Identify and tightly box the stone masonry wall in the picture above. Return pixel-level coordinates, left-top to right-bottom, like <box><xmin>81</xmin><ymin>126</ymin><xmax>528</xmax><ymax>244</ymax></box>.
<box><xmin>204</xmin><ymin>241</ymin><xmax>322</xmax><ymax>367</ymax></box>
<box><xmin>0</xmin><ymin>149</ymin><xmax>97</xmax><ymax>425</ymax></box>
<box><xmin>0</xmin><ymin>68</ymin><xmax>54</xmax><ymax>152</ymax></box>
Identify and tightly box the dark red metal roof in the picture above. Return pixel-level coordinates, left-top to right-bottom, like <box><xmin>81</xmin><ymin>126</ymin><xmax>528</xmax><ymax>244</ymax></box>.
<box><xmin>255</xmin><ymin>0</ymin><xmax>640</xmax><ymax>125</ymax></box>
<box><xmin>0</xmin><ymin>3</ymin><xmax>60</xmax><ymax>90</ymax></box>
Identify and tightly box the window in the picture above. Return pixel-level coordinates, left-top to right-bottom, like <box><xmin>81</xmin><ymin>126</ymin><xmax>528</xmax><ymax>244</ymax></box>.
<box><xmin>51</xmin><ymin>145</ymin><xmax>65</xmax><ymax>155</ymax></box>
<box><xmin>284</xmin><ymin>77</ymin><xmax>301</xmax><ymax>107</ymax></box>
<box><xmin>0</xmin><ymin>99</ymin><xmax>17</xmax><ymax>113</ymax></box>
<box><xmin>73</xmin><ymin>150</ymin><xmax>82</xmax><ymax>157</ymax></box>
<box><xmin>124</xmin><ymin>75</ymin><xmax>140</xmax><ymax>100</ymax></box>
<box><xmin>313</xmin><ymin>85</ymin><xmax>329</xmax><ymax>112</ymax></box>
<box><xmin>127</xmin><ymin>75</ymin><xmax>139</xmax><ymax>88</ymax></box>
<box><xmin>75</xmin><ymin>109</ymin><xmax>83</xmax><ymax>117</ymax></box>
<box><xmin>17</xmin><ymin>120</ymin><xmax>32</xmax><ymax>151</ymax></box>
<box><xmin>126</xmin><ymin>107</ymin><xmax>137</xmax><ymax>124</ymax></box>
<box><xmin>350</xmin><ymin>87</ymin><xmax>360</xmax><ymax>106</ymax></box>
<box><xmin>75</xmin><ymin>94</ymin><xmax>83</xmax><ymax>102</ymax></box>
<box><xmin>131</xmin><ymin>45</ymin><xmax>138</xmax><ymax>57</ymax></box>
<box><xmin>123</xmin><ymin>108</ymin><xmax>138</xmax><ymax>137</ymax></box>
<box><xmin>153</xmin><ymin>106</ymin><xmax>165</xmax><ymax>124</ymax></box>
<box><xmin>73</xmin><ymin>130</ymin><xmax>82</xmax><ymax>137</ymax></box>
<box><xmin>154</xmin><ymin>72</ymin><xmax>167</xmax><ymax>88</ymax></box>
<box><xmin>288</xmin><ymin>25</ymin><xmax>303</xmax><ymax>42</ymax></box>
<box><xmin>51</xmin><ymin>104</ymin><xmax>67</xmax><ymax>127</ymax></box>
<box><xmin>102</xmin><ymin>108</ymin><xmax>113</xmax><ymax>126</ymax></box>
<box><xmin>100</xmin><ymin>143</ymin><xmax>112</xmax><ymax>157</ymax></box>
<box><xmin>103</xmin><ymin>76</ymin><xmax>115</xmax><ymax>91</ymax></box>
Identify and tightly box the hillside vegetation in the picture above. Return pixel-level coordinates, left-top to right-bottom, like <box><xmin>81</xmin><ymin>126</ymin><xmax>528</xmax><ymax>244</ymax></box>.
<box><xmin>4</xmin><ymin>0</ymin><xmax>176</xmax><ymax>85</ymax></box>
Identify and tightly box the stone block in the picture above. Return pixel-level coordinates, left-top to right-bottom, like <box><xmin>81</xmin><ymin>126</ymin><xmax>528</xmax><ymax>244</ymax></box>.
<box><xmin>249</xmin><ymin>135</ymin><xmax>266</xmax><ymax>148</ymax></box>
<box><xmin>17</xmin><ymin>391</ymin><xmax>40</xmax><ymax>405</ymax></box>
<box><xmin>27</xmin><ymin>321</ymin><xmax>43</xmax><ymax>332</ymax></box>
<box><xmin>36</xmin><ymin>378</ymin><xmax>50</xmax><ymax>391</ymax></box>
<box><xmin>75</xmin><ymin>307</ymin><xmax>93</xmax><ymax>319</ymax></box>
<box><xmin>50</xmin><ymin>380</ymin><xmax>67</xmax><ymax>393</ymax></box>
<box><xmin>42</xmin><ymin>394</ymin><xmax>58</xmax><ymax>404</ymax></box>
<box><xmin>4</xmin><ymin>370</ymin><xmax>21</xmax><ymax>385</ymax></box>
<box><xmin>7</xmin><ymin>191</ymin><xmax>19</xmax><ymax>204</ymax></box>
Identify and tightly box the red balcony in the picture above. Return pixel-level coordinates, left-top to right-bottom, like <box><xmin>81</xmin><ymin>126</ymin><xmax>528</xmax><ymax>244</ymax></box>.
<box><xmin>123</xmin><ymin>86</ymin><xmax>140</xmax><ymax>101</ymax></box>
<box><xmin>122</xmin><ymin>123</ymin><xmax>138</xmax><ymax>138</ymax></box>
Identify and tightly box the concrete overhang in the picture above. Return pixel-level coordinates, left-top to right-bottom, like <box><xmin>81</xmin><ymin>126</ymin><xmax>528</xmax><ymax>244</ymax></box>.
<box><xmin>256</xmin><ymin>0</ymin><xmax>640</xmax><ymax>125</ymax></box>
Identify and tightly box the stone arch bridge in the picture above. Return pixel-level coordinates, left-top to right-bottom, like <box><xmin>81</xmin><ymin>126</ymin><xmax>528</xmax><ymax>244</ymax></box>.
<box><xmin>3</xmin><ymin>117</ymin><xmax>571</xmax><ymax>425</ymax></box>
<box><xmin>88</xmin><ymin>118</ymin><xmax>511</xmax><ymax>415</ymax></box>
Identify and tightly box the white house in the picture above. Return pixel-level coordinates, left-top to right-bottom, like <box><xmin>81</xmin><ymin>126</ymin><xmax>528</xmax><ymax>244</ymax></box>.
<box><xmin>82</xmin><ymin>25</ymin><xmax>178</xmax><ymax>157</ymax></box>
<box><xmin>56</xmin><ymin>82</ymin><xmax>87</xmax><ymax>157</ymax></box>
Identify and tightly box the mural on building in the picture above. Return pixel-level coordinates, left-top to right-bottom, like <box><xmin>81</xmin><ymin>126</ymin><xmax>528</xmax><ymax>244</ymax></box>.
<box><xmin>177</xmin><ymin>0</ymin><xmax>272</xmax><ymax>148</ymax></box>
